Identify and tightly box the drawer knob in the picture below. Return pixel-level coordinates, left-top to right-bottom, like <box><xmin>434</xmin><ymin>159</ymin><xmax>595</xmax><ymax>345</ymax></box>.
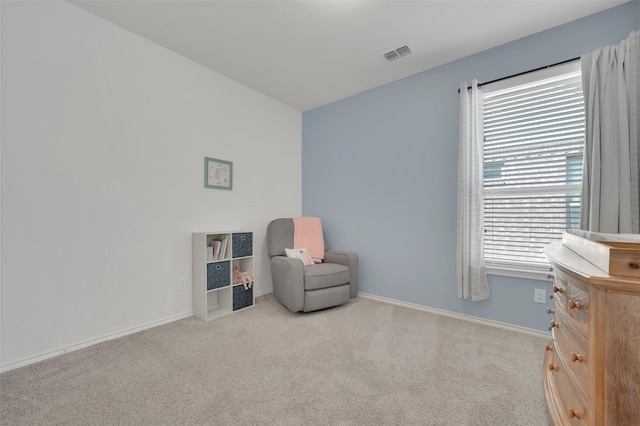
<box><xmin>553</xmin><ymin>286</ymin><xmax>563</xmax><ymax>293</ymax></box>
<box><xmin>545</xmin><ymin>344</ymin><xmax>553</xmax><ymax>352</ymax></box>
<box><xmin>568</xmin><ymin>408</ymin><xmax>582</xmax><ymax>419</ymax></box>
<box><xmin>550</xmin><ymin>321</ymin><xmax>559</xmax><ymax>329</ymax></box>
<box><xmin>548</xmin><ymin>363</ymin><xmax>559</xmax><ymax>371</ymax></box>
<box><xmin>546</xmin><ymin>308</ymin><xmax>555</xmax><ymax>314</ymax></box>
<box><xmin>547</xmin><ymin>273</ymin><xmax>555</xmax><ymax>280</ymax></box>
<box><xmin>568</xmin><ymin>300</ymin><xmax>583</xmax><ymax>310</ymax></box>
<box><xmin>571</xmin><ymin>352</ymin><xmax>584</xmax><ymax>363</ymax></box>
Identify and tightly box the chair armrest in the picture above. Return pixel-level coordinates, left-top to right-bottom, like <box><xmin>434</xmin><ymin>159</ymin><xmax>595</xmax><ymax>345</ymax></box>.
<box><xmin>270</xmin><ymin>256</ymin><xmax>305</xmax><ymax>312</ymax></box>
<box><xmin>324</xmin><ymin>251</ymin><xmax>358</xmax><ymax>298</ymax></box>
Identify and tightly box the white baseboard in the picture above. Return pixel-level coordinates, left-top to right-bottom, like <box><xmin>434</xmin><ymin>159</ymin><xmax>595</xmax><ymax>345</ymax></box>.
<box><xmin>359</xmin><ymin>293</ymin><xmax>551</xmax><ymax>339</ymax></box>
<box><xmin>0</xmin><ymin>311</ymin><xmax>193</xmax><ymax>373</ymax></box>
<box><xmin>254</xmin><ymin>287</ymin><xmax>273</xmax><ymax>297</ymax></box>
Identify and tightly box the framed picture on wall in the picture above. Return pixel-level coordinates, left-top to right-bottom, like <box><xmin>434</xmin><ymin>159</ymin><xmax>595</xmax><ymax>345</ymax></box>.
<box><xmin>204</xmin><ymin>157</ymin><xmax>233</xmax><ymax>190</ymax></box>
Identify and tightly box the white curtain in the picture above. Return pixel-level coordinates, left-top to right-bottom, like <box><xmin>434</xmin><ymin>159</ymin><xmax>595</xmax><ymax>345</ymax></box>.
<box><xmin>456</xmin><ymin>80</ymin><xmax>490</xmax><ymax>301</ymax></box>
<box><xmin>580</xmin><ymin>30</ymin><xmax>640</xmax><ymax>233</ymax></box>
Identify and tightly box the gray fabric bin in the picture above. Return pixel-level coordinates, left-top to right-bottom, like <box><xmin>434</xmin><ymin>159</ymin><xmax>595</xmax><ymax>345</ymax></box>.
<box><xmin>232</xmin><ymin>233</ymin><xmax>253</xmax><ymax>258</ymax></box>
<box><xmin>207</xmin><ymin>261</ymin><xmax>230</xmax><ymax>290</ymax></box>
<box><xmin>233</xmin><ymin>285</ymin><xmax>253</xmax><ymax>310</ymax></box>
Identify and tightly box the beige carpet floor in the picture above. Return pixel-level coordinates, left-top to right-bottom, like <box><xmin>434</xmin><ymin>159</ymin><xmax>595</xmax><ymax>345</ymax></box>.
<box><xmin>1</xmin><ymin>294</ymin><xmax>551</xmax><ymax>425</ymax></box>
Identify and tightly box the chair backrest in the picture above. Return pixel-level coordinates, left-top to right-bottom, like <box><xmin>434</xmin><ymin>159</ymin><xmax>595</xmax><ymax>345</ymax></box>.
<box><xmin>267</xmin><ymin>218</ymin><xmax>294</xmax><ymax>258</ymax></box>
<box><xmin>267</xmin><ymin>217</ymin><xmax>329</xmax><ymax>258</ymax></box>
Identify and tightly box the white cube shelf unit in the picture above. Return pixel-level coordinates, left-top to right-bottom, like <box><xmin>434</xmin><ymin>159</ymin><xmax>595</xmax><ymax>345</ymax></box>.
<box><xmin>192</xmin><ymin>231</ymin><xmax>254</xmax><ymax>321</ymax></box>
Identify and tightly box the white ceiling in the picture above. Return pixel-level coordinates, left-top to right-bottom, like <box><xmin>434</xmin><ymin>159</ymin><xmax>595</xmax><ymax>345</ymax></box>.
<box><xmin>70</xmin><ymin>0</ymin><xmax>628</xmax><ymax>111</ymax></box>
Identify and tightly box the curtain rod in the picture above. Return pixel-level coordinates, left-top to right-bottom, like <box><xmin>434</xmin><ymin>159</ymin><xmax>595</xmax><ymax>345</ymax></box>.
<box><xmin>457</xmin><ymin>56</ymin><xmax>580</xmax><ymax>93</ymax></box>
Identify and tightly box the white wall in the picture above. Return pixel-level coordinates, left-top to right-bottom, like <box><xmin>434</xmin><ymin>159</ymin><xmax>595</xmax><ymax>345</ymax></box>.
<box><xmin>1</xmin><ymin>1</ymin><xmax>302</xmax><ymax>370</ymax></box>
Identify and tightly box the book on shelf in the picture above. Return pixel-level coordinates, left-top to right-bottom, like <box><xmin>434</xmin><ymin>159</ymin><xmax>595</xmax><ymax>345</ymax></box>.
<box><xmin>207</xmin><ymin>239</ymin><xmax>223</xmax><ymax>261</ymax></box>
<box><xmin>219</xmin><ymin>236</ymin><xmax>228</xmax><ymax>259</ymax></box>
<box><xmin>207</xmin><ymin>236</ymin><xmax>228</xmax><ymax>261</ymax></box>
<box><xmin>214</xmin><ymin>240</ymin><xmax>222</xmax><ymax>260</ymax></box>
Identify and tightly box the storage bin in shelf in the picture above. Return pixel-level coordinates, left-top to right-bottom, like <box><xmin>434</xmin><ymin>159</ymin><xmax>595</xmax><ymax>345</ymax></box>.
<box><xmin>207</xmin><ymin>261</ymin><xmax>230</xmax><ymax>290</ymax></box>
<box><xmin>233</xmin><ymin>285</ymin><xmax>253</xmax><ymax>311</ymax></box>
<box><xmin>232</xmin><ymin>233</ymin><xmax>253</xmax><ymax>258</ymax></box>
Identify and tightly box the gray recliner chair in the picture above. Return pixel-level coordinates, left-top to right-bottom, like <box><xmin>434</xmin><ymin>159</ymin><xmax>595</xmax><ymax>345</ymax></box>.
<box><xmin>267</xmin><ymin>218</ymin><xmax>358</xmax><ymax>313</ymax></box>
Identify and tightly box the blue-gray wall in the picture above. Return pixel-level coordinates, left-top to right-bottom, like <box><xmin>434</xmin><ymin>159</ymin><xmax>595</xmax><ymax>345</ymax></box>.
<box><xmin>302</xmin><ymin>2</ymin><xmax>640</xmax><ymax>332</ymax></box>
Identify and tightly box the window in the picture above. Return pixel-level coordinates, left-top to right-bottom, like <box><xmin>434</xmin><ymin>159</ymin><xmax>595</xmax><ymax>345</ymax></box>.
<box><xmin>482</xmin><ymin>61</ymin><xmax>584</xmax><ymax>272</ymax></box>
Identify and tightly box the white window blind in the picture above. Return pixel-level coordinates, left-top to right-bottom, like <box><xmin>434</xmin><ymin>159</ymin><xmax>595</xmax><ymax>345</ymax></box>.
<box><xmin>482</xmin><ymin>62</ymin><xmax>584</xmax><ymax>270</ymax></box>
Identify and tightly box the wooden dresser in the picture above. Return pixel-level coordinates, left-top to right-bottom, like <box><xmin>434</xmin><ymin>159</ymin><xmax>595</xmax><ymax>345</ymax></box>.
<box><xmin>544</xmin><ymin>242</ymin><xmax>640</xmax><ymax>426</ymax></box>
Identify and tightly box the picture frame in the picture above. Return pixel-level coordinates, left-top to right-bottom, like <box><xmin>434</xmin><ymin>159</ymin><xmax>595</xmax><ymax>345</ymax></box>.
<box><xmin>204</xmin><ymin>157</ymin><xmax>233</xmax><ymax>190</ymax></box>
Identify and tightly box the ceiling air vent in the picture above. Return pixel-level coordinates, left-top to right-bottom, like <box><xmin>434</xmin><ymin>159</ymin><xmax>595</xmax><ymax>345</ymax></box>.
<box><xmin>384</xmin><ymin>50</ymin><xmax>400</xmax><ymax>62</ymax></box>
<box><xmin>382</xmin><ymin>45</ymin><xmax>412</xmax><ymax>63</ymax></box>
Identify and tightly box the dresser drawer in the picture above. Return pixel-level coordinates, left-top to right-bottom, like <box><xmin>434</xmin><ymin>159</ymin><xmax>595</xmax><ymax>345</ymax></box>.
<box><xmin>553</xmin><ymin>304</ymin><xmax>587</xmax><ymax>352</ymax></box>
<box><xmin>554</xmin><ymin>318</ymin><xmax>588</xmax><ymax>397</ymax></box>
<box><xmin>552</xmin><ymin>298</ymin><xmax>586</xmax><ymax>343</ymax></box>
<box><xmin>551</xmin><ymin>268</ymin><xmax>569</xmax><ymax>300</ymax></box>
<box><xmin>549</xmin><ymin>353</ymin><xmax>589</xmax><ymax>425</ymax></box>
<box><xmin>554</xmin><ymin>268</ymin><xmax>589</xmax><ymax>335</ymax></box>
<box><xmin>565</xmin><ymin>282</ymin><xmax>589</xmax><ymax>328</ymax></box>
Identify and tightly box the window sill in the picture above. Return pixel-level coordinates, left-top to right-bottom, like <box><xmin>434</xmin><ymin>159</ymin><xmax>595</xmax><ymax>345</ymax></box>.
<box><xmin>486</xmin><ymin>265</ymin><xmax>552</xmax><ymax>281</ymax></box>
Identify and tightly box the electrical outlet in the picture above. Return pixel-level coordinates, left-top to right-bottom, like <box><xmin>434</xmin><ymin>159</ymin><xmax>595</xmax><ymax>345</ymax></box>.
<box><xmin>178</xmin><ymin>278</ymin><xmax>186</xmax><ymax>291</ymax></box>
<box><xmin>534</xmin><ymin>288</ymin><xmax>546</xmax><ymax>304</ymax></box>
